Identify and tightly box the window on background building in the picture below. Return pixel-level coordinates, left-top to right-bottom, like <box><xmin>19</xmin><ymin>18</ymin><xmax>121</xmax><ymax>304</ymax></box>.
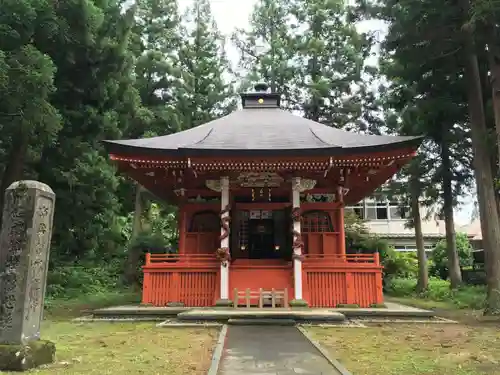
<box><xmin>393</xmin><ymin>244</ymin><xmax>435</xmax><ymax>252</ymax></box>
<box><xmin>389</xmin><ymin>202</ymin><xmax>407</xmax><ymax>219</ymax></box>
<box><xmin>346</xmin><ymin>202</ymin><xmax>365</xmax><ymax>219</ymax></box>
<box><xmin>376</xmin><ymin>201</ymin><xmax>388</xmax><ymax>220</ymax></box>
<box><xmin>365</xmin><ymin>203</ymin><xmax>377</xmax><ymax>220</ymax></box>
<box><xmin>347</xmin><ymin>198</ymin><xmax>410</xmax><ymax>221</ymax></box>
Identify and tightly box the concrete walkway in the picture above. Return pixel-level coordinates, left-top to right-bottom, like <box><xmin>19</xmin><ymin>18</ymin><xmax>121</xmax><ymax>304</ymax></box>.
<box><xmin>218</xmin><ymin>326</ymin><xmax>342</xmax><ymax>375</ymax></box>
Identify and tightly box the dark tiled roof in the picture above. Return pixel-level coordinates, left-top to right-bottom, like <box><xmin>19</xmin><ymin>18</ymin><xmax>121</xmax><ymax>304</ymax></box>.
<box><xmin>104</xmin><ymin>107</ymin><xmax>422</xmax><ymax>157</ymax></box>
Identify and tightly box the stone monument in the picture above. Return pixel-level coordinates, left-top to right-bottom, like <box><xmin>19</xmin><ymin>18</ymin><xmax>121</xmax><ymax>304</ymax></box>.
<box><xmin>0</xmin><ymin>181</ymin><xmax>56</xmax><ymax>371</ymax></box>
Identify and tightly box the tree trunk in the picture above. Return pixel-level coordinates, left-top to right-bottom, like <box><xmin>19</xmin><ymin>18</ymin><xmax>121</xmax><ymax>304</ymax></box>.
<box><xmin>460</xmin><ymin>1</ymin><xmax>500</xmax><ymax>314</ymax></box>
<box><xmin>476</xmin><ymin>171</ymin><xmax>493</xmax><ymax>285</ymax></box>
<box><xmin>440</xmin><ymin>138</ymin><xmax>462</xmax><ymax>288</ymax></box>
<box><xmin>124</xmin><ymin>183</ymin><xmax>146</xmax><ymax>285</ymax></box>
<box><xmin>0</xmin><ymin>131</ymin><xmax>29</xmax><ymax>229</ymax></box>
<box><xmin>487</xmin><ymin>31</ymin><xmax>500</xmax><ymax>170</ymax></box>
<box><xmin>411</xmin><ymin>174</ymin><xmax>428</xmax><ymax>292</ymax></box>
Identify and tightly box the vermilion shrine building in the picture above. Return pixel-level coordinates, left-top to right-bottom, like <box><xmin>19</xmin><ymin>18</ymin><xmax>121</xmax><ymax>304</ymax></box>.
<box><xmin>104</xmin><ymin>83</ymin><xmax>421</xmax><ymax>308</ymax></box>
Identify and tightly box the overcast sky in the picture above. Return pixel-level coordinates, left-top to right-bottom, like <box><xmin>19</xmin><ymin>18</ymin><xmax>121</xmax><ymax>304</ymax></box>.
<box><xmin>176</xmin><ymin>0</ymin><xmax>475</xmax><ymax>224</ymax></box>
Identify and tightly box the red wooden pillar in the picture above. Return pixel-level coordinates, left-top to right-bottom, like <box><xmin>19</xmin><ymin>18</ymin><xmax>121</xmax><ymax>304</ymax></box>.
<box><xmin>374</xmin><ymin>252</ymin><xmax>384</xmax><ymax>304</ymax></box>
<box><xmin>142</xmin><ymin>253</ymin><xmax>152</xmax><ymax>304</ymax></box>
<box><xmin>345</xmin><ymin>272</ymin><xmax>355</xmax><ymax>304</ymax></box>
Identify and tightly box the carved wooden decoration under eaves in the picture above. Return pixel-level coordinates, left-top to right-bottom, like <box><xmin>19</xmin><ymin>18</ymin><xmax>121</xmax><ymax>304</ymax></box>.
<box><xmin>205</xmin><ymin>180</ymin><xmax>222</xmax><ymax>192</ymax></box>
<box><xmin>236</xmin><ymin>172</ymin><xmax>284</xmax><ymax>188</ymax></box>
<box><xmin>292</xmin><ymin>178</ymin><xmax>317</xmax><ymax>192</ymax></box>
<box><xmin>298</xmin><ymin>178</ymin><xmax>316</xmax><ymax>192</ymax></box>
<box><xmin>304</xmin><ymin>193</ymin><xmax>336</xmax><ymax>203</ymax></box>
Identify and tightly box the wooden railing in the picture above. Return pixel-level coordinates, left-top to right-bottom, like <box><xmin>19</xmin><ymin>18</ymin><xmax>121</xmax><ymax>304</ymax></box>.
<box><xmin>233</xmin><ymin>288</ymin><xmax>289</xmax><ymax>308</ymax></box>
<box><xmin>145</xmin><ymin>253</ymin><xmax>218</xmax><ymax>266</ymax></box>
<box><xmin>303</xmin><ymin>253</ymin><xmax>380</xmax><ymax>265</ymax></box>
<box><xmin>142</xmin><ymin>253</ymin><xmax>219</xmax><ymax>306</ymax></box>
<box><xmin>141</xmin><ymin>252</ymin><xmax>383</xmax><ymax>307</ymax></box>
<box><xmin>302</xmin><ymin>252</ymin><xmax>383</xmax><ymax>308</ymax></box>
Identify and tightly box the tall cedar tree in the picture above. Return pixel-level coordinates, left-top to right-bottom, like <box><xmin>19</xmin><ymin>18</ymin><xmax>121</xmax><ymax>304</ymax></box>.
<box><xmin>458</xmin><ymin>0</ymin><xmax>500</xmax><ymax>314</ymax></box>
<box><xmin>360</xmin><ymin>0</ymin><xmax>500</xmax><ymax>307</ymax></box>
<box><xmin>360</xmin><ymin>0</ymin><xmax>475</xmax><ymax>288</ymax></box>
<box><xmin>232</xmin><ymin>0</ymin><xmax>301</xmax><ymax>109</ymax></box>
<box><xmin>234</xmin><ymin>0</ymin><xmax>377</xmax><ymax>131</ymax></box>
<box><xmin>35</xmin><ymin>0</ymin><xmax>146</xmax><ymax>261</ymax></box>
<box><xmin>176</xmin><ymin>0</ymin><xmax>236</xmax><ymax>129</ymax></box>
<box><xmin>0</xmin><ymin>0</ymin><xmax>61</xmax><ymax>226</ymax></box>
<box><xmin>126</xmin><ymin>0</ymin><xmax>183</xmax><ymax>284</ymax></box>
<box><xmin>290</xmin><ymin>0</ymin><xmax>374</xmax><ymax>130</ymax></box>
<box><xmin>132</xmin><ymin>0</ymin><xmax>182</xmax><ymax>137</ymax></box>
<box><xmin>467</xmin><ymin>0</ymin><xmax>500</xmax><ymax>313</ymax></box>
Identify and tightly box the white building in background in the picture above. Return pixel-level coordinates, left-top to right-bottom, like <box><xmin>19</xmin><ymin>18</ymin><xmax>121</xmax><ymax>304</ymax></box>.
<box><xmin>458</xmin><ymin>219</ymin><xmax>483</xmax><ymax>250</ymax></box>
<box><xmin>345</xmin><ymin>196</ymin><xmax>447</xmax><ymax>252</ymax></box>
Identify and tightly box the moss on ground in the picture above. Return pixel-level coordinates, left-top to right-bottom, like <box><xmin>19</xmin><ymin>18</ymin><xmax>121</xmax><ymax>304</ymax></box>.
<box><xmin>0</xmin><ymin>340</ymin><xmax>55</xmax><ymax>371</ymax></box>
<box><xmin>289</xmin><ymin>299</ymin><xmax>309</xmax><ymax>308</ymax></box>
<box><xmin>336</xmin><ymin>304</ymin><xmax>360</xmax><ymax>308</ymax></box>
<box><xmin>369</xmin><ymin>303</ymin><xmax>387</xmax><ymax>308</ymax></box>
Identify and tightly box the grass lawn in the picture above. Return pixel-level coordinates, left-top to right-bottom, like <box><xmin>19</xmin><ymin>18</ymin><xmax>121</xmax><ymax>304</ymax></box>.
<box><xmin>386</xmin><ymin>296</ymin><xmax>500</xmax><ymax>324</ymax></box>
<box><xmin>2</xmin><ymin>293</ymin><xmax>218</xmax><ymax>375</ymax></box>
<box><xmin>309</xmin><ymin>324</ymin><xmax>500</xmax><ymax>375</ymax></box>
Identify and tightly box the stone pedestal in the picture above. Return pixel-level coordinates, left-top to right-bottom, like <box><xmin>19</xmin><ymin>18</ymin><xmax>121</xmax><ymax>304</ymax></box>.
<box><xmin>0</xmin><ymin>181</ymin><xmax>56</xmax><ymax>371</ymax></box>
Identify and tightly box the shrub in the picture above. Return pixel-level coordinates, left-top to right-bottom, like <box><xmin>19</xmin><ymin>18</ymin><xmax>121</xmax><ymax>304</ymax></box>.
<box><xmin>382</xmin><ymin>249</ymin><xmax>419</xmax><ymax>279</ymax></box>
<box><xmin>46</xmin><ymin>259</ymin><xmax>124</xmax><ymax>299</ymax></box>
<box><xmin>386</xmin><ymin>277</ymin><xmax>486</xmax><ymax>309</ymax></box>
<box><xmin>344</xmin><ymin>212</ymin><xmax>419</xmax><ymax>283</ymax></box>
<box><xmin>429</xmin><ymin>232</ymin><xmax>473</xmax><ymax>279</ymax></box>
<box><xmin>129</xmin><ymin>230</ymin><xmax>172</xmax><ymax>254</ymax></box>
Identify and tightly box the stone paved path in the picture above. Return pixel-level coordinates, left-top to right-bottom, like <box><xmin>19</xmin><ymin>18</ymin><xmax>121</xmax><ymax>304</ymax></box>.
<box><xmin>218</xmin><ymin>326</ymin><xmax>342</xmax><ymax>375</ymax></box>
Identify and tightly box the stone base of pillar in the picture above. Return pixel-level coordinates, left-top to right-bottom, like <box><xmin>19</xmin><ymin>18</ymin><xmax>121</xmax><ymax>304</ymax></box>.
<box><xmin>214</xmin><ymin>299</ymin><xmax>234</xmax><ymax>308</ymax></box>
<box><xmin>289</xmin><ymin>299</ymin><xmax>309</xmax><ymax>308</ymax></box>
<box><xmin>0</xmin><ymin>340</ymin><xmax>55</xmax><ymax>371</ymax></box>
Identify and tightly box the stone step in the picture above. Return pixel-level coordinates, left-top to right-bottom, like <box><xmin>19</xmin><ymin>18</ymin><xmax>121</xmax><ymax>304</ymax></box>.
<box><xmin>91</xmin><ymin>306</ymin><xmax>188</xmax><ymax>318</ymax></box>
<box><xmin>228</xmin><ymin>318</ymin><xmax>296</xmax><ymax>326</ymax></box>
<box><xmin>177</xmin><ymin>309</ymin><xmax>346</xmax><ymax>322</ymax></box>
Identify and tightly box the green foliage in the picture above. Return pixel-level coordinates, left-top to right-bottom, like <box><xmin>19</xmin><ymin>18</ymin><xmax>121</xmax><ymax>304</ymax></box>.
<box><xmin>344</xmin><ymin>211</ymin><xmax>391</xmax><ymax>257</ymax></box>
<box><xmin>344</xmin><ymin>211</ymin><xmax>417</xmax><ymax>281</ymax></box>
<box><xmin>129</xmin><ymin>231</ymin><xmax>170</xmax><ymax>254</ymax></box>
<box><xmin>383</xmin><ymin>249</ymin><xmax>419</xmax><ymax>279</ymax></box>
<box><xmin>356</xmin><ymin>0</ymin><xmax>476</xmax><ymax>290</ymax></box>
<box><xmin>429</xmin><ymin>232</ymin><xmax>473</xmax><ymax>279</ymax></box>
<box><xmin>387</xmin><ymin>277</ymin><xmax>486</xmax><ymax>309</ymax></box>
<box><xmin>176</xmin><ymin>0</ymin><xmax>236</xmax><ymax>128</ymax></box>
<box><xmin>132</xmin><ymin>0</ymin><xmax>182</xmax><ymax>136</ymax></box>
<box><xmin>289</xmin><ymin>299</ymin><xmax>309</xmax><ymax>307</ymax></box>
<box><xmin>289</xmin><ymin>0</ymin><xmax>374</xmax><ymax>129</ymax></box>
<box><xmin>0</xmin><ymin>0</ymin><xmax>62</xmax><ymax>223</ymax></box>
<box><xmin>32</xmin><ymin>0</ymin><xmax>145</xmax><ymax>265</ymax></box>
<box><xmin>46</xmin><ymin>260</ymin><xmax>124</xmax><ymax>299</ymax></box>
<box><xmin>233</xmin><ymin>0</ymin><xmax>377</xmax><ymax>130</ymax></box>
<box><xmin>232</xmin><ymin>0</ymin><xmax>300</xmax><ymax>108</ymax></box>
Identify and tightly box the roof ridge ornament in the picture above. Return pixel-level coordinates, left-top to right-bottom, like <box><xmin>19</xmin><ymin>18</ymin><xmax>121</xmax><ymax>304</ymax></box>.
<box><xmin>254</xmin><ymin>82</ymin><xmax>269</xmax><ymax>93</ymax></box>
<box><xmin>240</xmin><ymin>81</ymin><xmax>280</xmax><ymax>108</ymax></box>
